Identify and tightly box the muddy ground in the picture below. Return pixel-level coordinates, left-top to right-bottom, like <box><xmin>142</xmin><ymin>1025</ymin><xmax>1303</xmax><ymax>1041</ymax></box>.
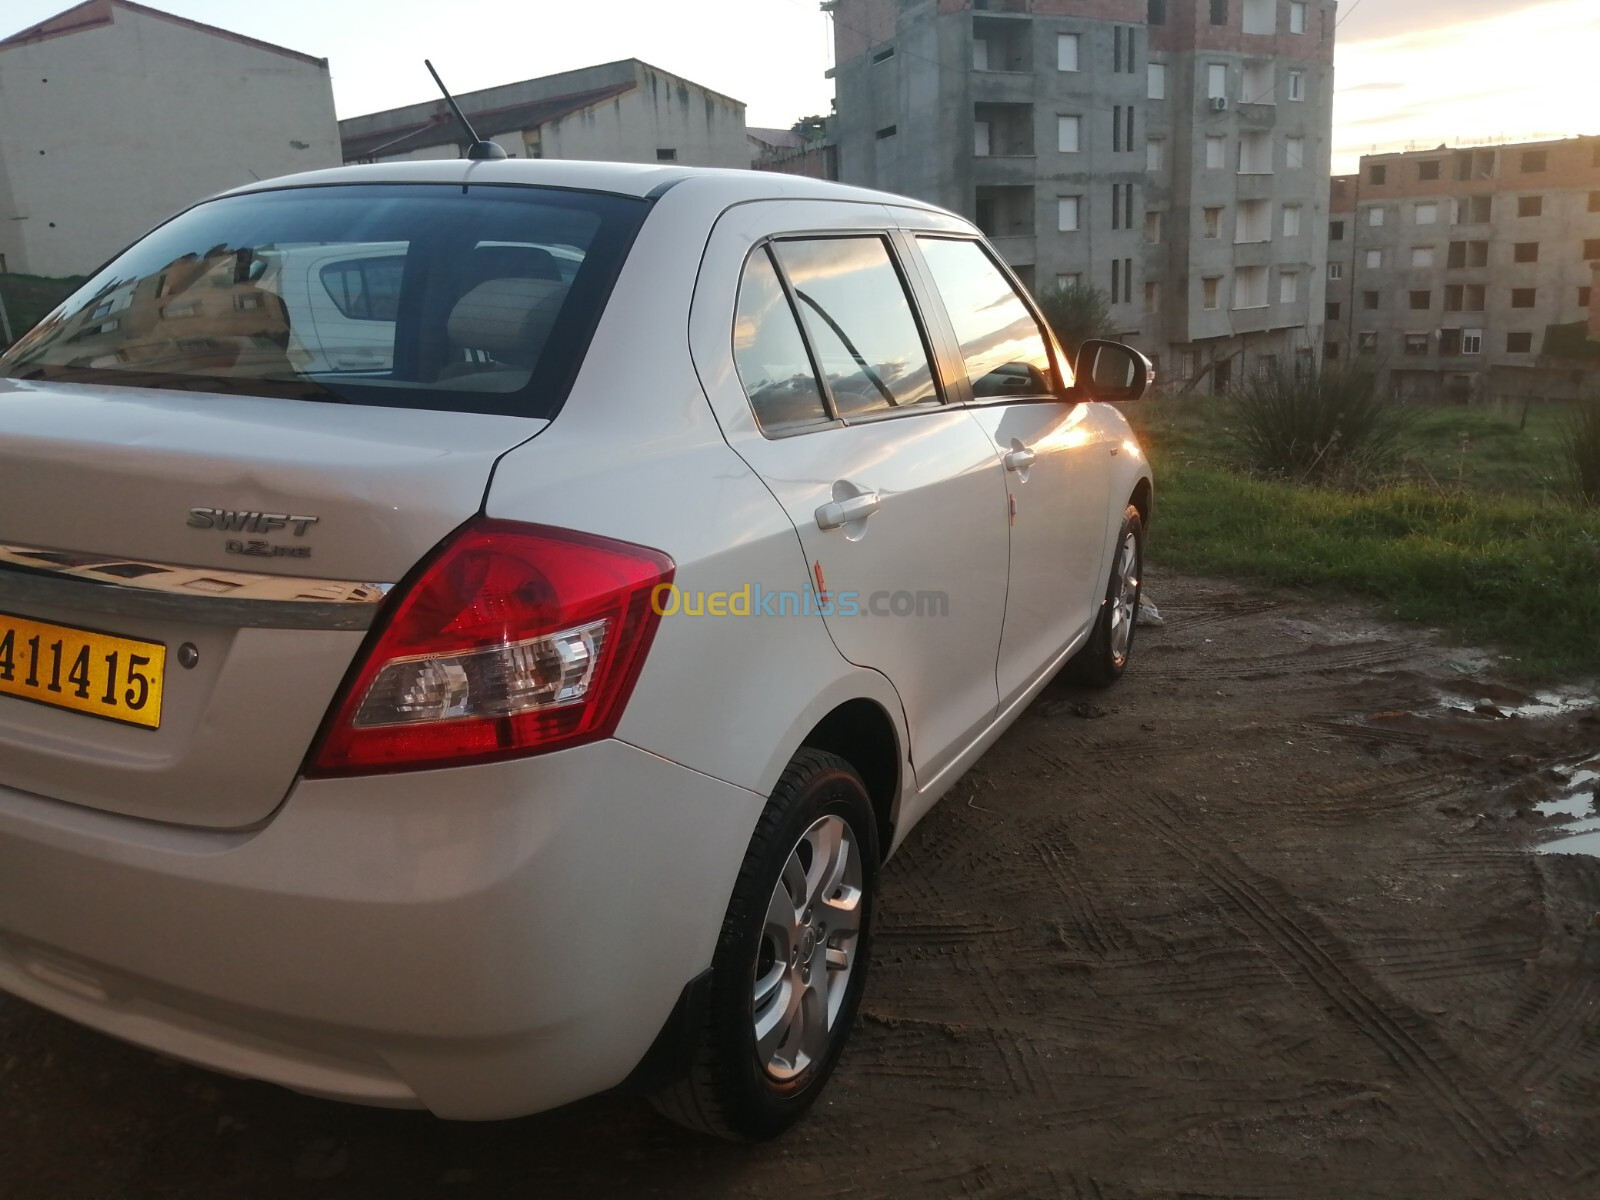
<box><xmin>3</xmin><ymin>569</ymin><xmax>1598</xmax><ymax>1199</ymax></box>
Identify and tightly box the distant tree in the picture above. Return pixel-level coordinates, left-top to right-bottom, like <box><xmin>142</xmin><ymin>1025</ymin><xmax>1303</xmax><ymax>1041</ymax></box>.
<box><xmin>1034</xmin><ymin>282</ymin><xmax>1113</xmax><ymax>361</ymax></box>
<box><xmin>789</xmin><ymin>114</ymin><xmax>830</xmax><ymax>142</ymax></box>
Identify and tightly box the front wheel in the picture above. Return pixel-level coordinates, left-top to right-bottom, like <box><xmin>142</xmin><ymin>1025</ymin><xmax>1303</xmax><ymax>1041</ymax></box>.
<box><xmin>1065</xmin><ymin>504</ymin><xmax>1144</xmax><ymax>688</ymax></box>
<box><xmin>650</xmin><ymin>749</ymin><xmax>878</xmax><ymax>1140</ymax></box>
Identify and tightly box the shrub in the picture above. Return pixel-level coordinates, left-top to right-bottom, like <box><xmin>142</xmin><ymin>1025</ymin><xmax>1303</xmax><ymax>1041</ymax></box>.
<box><xmin>1034</xmin><ymin>282</ymin><xmax>1112</xmax><ymax>362</ymax></box>
<box><xmin>1559</xmin><ymin>399</ymin><xmax>1600</xmax><ymax>506</ymax></box>
<box><xmin>1226</xmin><ymin>359</ymin><xmax>1409</xmax><ymax>482</ymax></box>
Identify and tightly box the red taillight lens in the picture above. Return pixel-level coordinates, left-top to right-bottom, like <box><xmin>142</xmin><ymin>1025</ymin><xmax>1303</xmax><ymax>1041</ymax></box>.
<box><xmin>307</xmin><ymin>519</ymin><xmax>674</xmax><ymax>777</ymax></box>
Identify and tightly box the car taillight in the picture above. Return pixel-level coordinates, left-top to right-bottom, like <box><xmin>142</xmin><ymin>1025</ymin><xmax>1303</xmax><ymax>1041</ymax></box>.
<box><xmin>307</xmin><ymin>519</ymin><xmax>673</xmax><ymax>777</ymax></box>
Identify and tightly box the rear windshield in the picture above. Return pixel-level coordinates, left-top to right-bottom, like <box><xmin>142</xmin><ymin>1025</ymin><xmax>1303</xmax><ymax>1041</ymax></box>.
<box><xmin>0</xmin><ymin>183</ymin><xmax>648</xmax><ymax>418</ymax></box>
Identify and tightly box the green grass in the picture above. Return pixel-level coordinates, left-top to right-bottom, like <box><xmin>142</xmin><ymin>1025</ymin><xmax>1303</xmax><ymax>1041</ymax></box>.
<box><xmin>0</xmin><ymin>273</ymin><xmax>85</xmax><ymax>347</ymax></box>
<box><xmin>1127</xmin><ymin>397</ymin><xmax>1600</xmax><ymax>681</ymax></box>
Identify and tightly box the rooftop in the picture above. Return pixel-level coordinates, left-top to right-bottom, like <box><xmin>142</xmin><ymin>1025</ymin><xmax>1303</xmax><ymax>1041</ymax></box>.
<box><xmin>0</xmin><ymin>0</ymin><xmax>326</xmax><ymax>67</ymax></box>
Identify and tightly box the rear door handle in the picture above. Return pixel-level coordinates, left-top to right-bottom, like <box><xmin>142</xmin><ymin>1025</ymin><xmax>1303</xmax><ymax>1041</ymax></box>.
<box><xmin>1004</xmin><ymin>447</ymin><xmax>1036</xmax><ymax>473</ymax></box>
<box><xmin>815</xmin><ymin>491</ymin><xmax>882</xmax><ymax>530</ymax></box>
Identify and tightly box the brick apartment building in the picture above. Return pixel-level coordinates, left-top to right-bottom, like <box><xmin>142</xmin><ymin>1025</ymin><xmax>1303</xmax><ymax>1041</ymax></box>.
<box><xmin>827</xmin><ymin>0</ymin><xmax>1337</xmax><ymax>385</ymax></box>
<box><xmin>1326</xmin><ymin>135</ymin><xmax>1600</xmax><ymax>403</ymax></box>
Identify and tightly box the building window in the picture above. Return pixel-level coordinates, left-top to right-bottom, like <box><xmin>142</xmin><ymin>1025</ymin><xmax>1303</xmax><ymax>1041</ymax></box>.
<box><xmin>1516</xmin><ymin>195</ymin><xmax>1543</xmax><ymax>218</ymax></box>
<box><xmin>1058</xmin><ymin>196</ymin><xmax>1081</xmax><ymax>231</ymax></box>
<box><xmin>1283</xmin><ymin>204</ymin><xmax>1302</xmax><ymax>237</ymax></box>
<box><xmin>1148</xmin><ymin>0</ymin><xmax>1167</xmax><ymax>25</ymax></box>
<box><xmin>1358</xmin><ymin>331</ymin><xmax>1378</xmax><ymax>354</ymax></box>
<box><xmin>1414</xmin><ymin>202</ymin><xmax>1438</xmax><ymax>225</ymax></box>
<box><xmin>1203</xmin><ymin>206</ymin><xmax>1223</xmax><ymax>239</ymax></box>
<box><xmin>1280</xmin><ymin>271</ymin><xmax>1300</xmax><ymax>304</ymax></box>
<box><xmin>1148</xmin><ymin>63</ymin><xmax>1167</xmax><ymax>100</ymax></box>
<box><xmin>1206</xmin><ymin>136</ymin><xmax>1227</xmax><ymax>169</ymax></box>
<box><xmin>1590</xmin><ymin>191</ymin><xmax>1600</xmax><ymax>213</ymax></box>
<box><xmin>1363</xmin><ymin>290</ymin><xmax>1381</xmax><ymax>310</ymax></box>
<box><xmin>1242</xmin><ymin>61</ymin><xmax>1276</xmax><ymax>104</ymax></box>
<box><xmin>1462</xmin><ymin>329</ymin><xmax>1483</xmax><ymax>354</ymax></box>
<box><xmin>1411</xmin><ymin>246</ymin><xmax>1435</xmax><ymax>269</ymax></box>
<box><xmin>1210</xmin><ymin>0</ymin><xmax>1228</xmax><ymax>26</ymax></box>
<box><xmin>1242</xmin><ymin>0</ymin><xmax>1273</xmax><ymax>34</ymax></box>
<box><xmin>1458</xmin><ymin>195</ymin><xmax>1493</xmax><ymax>223</ymax></box>
<box><xmin>1058</xmin><ymin>115</ymin><xmax>1082</xmax><ymax>153</ymax></box>
<box><xmin>974</xmin><ymin>122</ymin><xmax>990</xmax><ymax>156</ymax></box>
<box><xmin>1521</xmin><ymin>150</ymin><xmax>1548</xmax><ymax>173</ymax></box>
<box><xmin>1144</xmin><ymin>280</ymin><xmax>1161</xmax><ymax>314</ymax></box>
<box><xmin>1439</xmin><ymin>328</ymin><xmax>1462</xmax><ymax>355</ymax></box>
<box><xmin>1289</xmin><ymin>1</ymin><xmax>1307</xmax><ymax>33</ymax></box>
<box><xmin>656</xmin><ymin>148</ymin><xmax>678</xmax><ymax>161</ymax></box>
<box><xmin>872</xmin><ymin>46</ymin><xmax>895</xmax><ymax>64</ymax></box>
<box><xmin>1203</xmin><ymin>276</ymin><xmax>1222</xmax><ymax>309</ymax></box>
<box><xmin>1507</xmin><ymin>332</ymin><xmax>1534</xmax><ymax>353</ymax></box>
<box><xmin>1239</xmin><ymin>131</ymin><xmax>1272</xmax><ymax>174</ymax></box>
<box><xmin>1580</xmin><ymin>286</ymin><xmax>1593</xmax><ymax>308</ymax></box>
<box><xmin>1326</xmin><ymin>301</ymin><xmax>1341</xmax><ymax>320</ymax></box>
<box><xmin>1511</xmin><ymin>288</ymin><xmax>1537</xmax><ymax>308</ymax></box>
<box><xmin>1325</xmin><ymin>341</ymin><xmax>1341</xmax><ymax>359</ymax></box>
<box><xmin>1368</xmin><ymin>206</ymin><xmax>1385</xmax><ymax>227</ymax></box>
<box><xmin>1328</xmin><ymin>262</ymin><xmax>1343</xmax><ymax>280</ymax></box>
<box><xmin>1058</xmin><ymin>33</ymin><xmax>1080</xmax><ymax>72</ymax></box>
<box><xmin>1409</xmin><ymin>290</ymin><xmax>1432</xmax><ymax>310</ymax></box>
<box><xmin>1056</xmin><ymin>273</ymin><xmax>1082</xmax><ymax>290</ymax></box>
<box><xmin>1403</xmin><ymin>332</ymin><xmax>1430</xmax><ymax>356</ymax></box>
<box><xmin>1287</xmin><ymin>71</ymin><xmax>1305</xmax><ymax>102</ymax></box>
<box><xmin>1145</xmin><ymin>210</ymin><xmax>1163</xmax><ymax>244</ymax></box>
<box><xmin>875</xmin><ymin>126</ymin><xmax>897</xmax><ymax>140</ymax></box>
<box><xmin>1146</xmin><ymin>138</ymin><xmax>1165</xmax><ymax>171</ymax></box>
<box><xmin>1208</xmin><ymin>64</ymin><xmax>1228</xmax><ymax>99</ymax></box>
<box><xmin>1514</xmin><ymin>242</ymin><xmax>1540</xmax><ymax>263</ymax></box>
<box><xmin>1235</xmin><ymin>265</ymin><xmax>1269</xmax><ymax>309</ymax></box>
<box><xmin>1448</xmin><ymin>240</ymin><xmax>1490</xmax><ymax>268</ymax></box>
<box><xmin>1286</xmin><ymin>137</ymin><xmax>1305</xmax><ymax>170</ymax></box>
<box><xmin>1236</xmin><ymin>199</ymin><xmax>1271</xmax><ymax>243</ymax></box>
<box><xmin>1365</xmin><ymin>249</ymin><xmax>1382</xmax><ymax>269</ymax></box>
<box><xmin>1329</xmin><ymin>219</ymin><xmax>1345</xmax><ymax>241</ymax></box>
<box><xmin>1419</xmin><ymin>159</ymin><xmax>1441</xmax><ymax>181</ymax></box>
<box><xmin>1586</xmin><ymin>239</ymin><xmax>1600</xmax><ymax>260</ymax></box>
<box><xmin>1369</xmin><ymin>163</ymin><xmax>1388</xmax><ymax>185</ymax></box>
<box><xmin>1443</xmin><ymin>283</ymin><xmax>1486</xmax><ymax>312</ymax></box>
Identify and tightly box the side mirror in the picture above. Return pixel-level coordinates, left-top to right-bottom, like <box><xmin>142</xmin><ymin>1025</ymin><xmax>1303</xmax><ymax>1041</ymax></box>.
<box><xmin>1073</xmin><ymin>340</ymin><xmax>1154</xmax><ymax>402</ymax></box>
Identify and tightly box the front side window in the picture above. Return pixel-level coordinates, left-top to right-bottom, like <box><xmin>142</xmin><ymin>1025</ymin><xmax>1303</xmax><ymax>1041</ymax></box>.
<box><xmin>770</xmin><ymin>237</ymin><xmax>940</xmax><ymax>418</ymax></box>
<box><xmin>732</xmin><ymin>248</ymin><xmax>831</xmax><ymax>434</ymax></box>
<box><xmin>916</xmin><ymin>237</ymin><xmax>1055</xmax><ymax>399</ymax></box>
<box><xmin>0</xmin><ymin>184</ymin><xmax>645</xmax><ymax>419</ymax></box>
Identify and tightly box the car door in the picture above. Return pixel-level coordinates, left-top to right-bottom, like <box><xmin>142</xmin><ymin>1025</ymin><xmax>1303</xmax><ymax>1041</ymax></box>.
<box><xmin>906</xmin><ymin>235</ymin><xmax>1112</xmax><ymax>710</ymax></box>
<box><xmin>690</xmin><ymin>202</ymin><xmax>1011</xmax><ymax>792</ymax></box>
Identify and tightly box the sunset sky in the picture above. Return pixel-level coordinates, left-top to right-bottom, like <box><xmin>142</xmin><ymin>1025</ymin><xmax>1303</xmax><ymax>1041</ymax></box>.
<box><xmin>3</xmin><ymin>0</ymin><xmax>1594</xmax><ymax>171</ymax></box>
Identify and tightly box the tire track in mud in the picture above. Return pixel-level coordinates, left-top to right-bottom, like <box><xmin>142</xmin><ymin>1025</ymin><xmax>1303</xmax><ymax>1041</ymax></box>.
<box><xmin>1272</xmin><ymin>759</ymin><xmax>1485</xmax><ymax>824</ymax></box>
<box><xmin>1140</xmin><ymin>643</ymin><xmax>1412</xmax><ymax>682</ymax></box>
<box><xmin>1152</xmin><ymin>597</ymin><xmax>1290</xmax><ymax>635</ymax></box>
<box><xmin>1120</xmin><ymin>790</ymin><xmax>1549</xmax><ymax>1188</ymax></box>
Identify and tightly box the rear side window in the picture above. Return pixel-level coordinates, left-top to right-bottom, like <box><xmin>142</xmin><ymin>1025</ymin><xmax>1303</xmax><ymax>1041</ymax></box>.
<box><xmin>915</xmin><ymin>237</ymin><xmax>1056</xmax><ymax>399</ymax></box>
<box><xmin>732</xmin><ymin>247</ymin><xmax>831</xmax><ymax>433</ymax></box>
<box><xmin>769</xmin><ymin>237</ymin><xmax>941</xmax><ymax>417</ymax></box>
<box><xmin>0</xmin><ymin>184</ymin><xmax>647</xmax><ymax>419</ymax></box>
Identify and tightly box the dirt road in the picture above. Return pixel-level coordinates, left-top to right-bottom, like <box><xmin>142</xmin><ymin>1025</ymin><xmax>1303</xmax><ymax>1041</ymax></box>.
<box><xmin>4</xmin><ymin>569</ymin><xmax>1598</xmax><ymax>1199</ymax></box>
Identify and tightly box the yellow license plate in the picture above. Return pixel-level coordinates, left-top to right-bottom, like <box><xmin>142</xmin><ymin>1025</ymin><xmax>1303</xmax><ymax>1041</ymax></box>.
<box><xmin>0</xmin><ymin>611</ymin><xmax>165</xmax><ymax>729</ymax></box>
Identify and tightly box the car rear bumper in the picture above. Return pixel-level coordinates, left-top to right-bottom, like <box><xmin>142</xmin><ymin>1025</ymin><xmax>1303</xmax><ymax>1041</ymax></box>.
<box><xmin>0</xmin><ymin>739</ymin><xmax>763</xmax><ymax>1119</ymax></box>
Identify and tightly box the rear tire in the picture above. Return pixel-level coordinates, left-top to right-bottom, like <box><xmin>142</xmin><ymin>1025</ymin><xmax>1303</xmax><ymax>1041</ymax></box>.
<box><xmin>1065</xmin><ymin>504</ymin><xmax>1143</xmax><ymax>688</ymax></box>
<box><xmin>650</xmin><ymin>749</ymin><xmax>878</xmax><ymax>1140</ymax></box>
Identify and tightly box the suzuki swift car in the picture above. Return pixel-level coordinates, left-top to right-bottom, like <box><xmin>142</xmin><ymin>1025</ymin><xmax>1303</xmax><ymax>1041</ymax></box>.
<box><xmin>0</xmin><ymin>160</ymin><xmax>1151</xmax><ymax>1140</ymax></box>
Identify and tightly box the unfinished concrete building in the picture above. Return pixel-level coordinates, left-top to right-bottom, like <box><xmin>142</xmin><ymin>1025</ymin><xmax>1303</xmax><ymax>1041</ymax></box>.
<box><xmin>1326</xmin><ymin>136</ymin><xmax>1600</xmax><ymax>403</ymax></box>
<box><xmin>827</xmin><ymin>0</ymin><xmax>1336</xmax><ymax>385</ymax></box>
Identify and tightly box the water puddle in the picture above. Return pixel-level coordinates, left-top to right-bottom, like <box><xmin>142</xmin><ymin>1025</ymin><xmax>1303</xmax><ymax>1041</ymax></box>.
<box><xmin>1533</xmin><ymin>757</ymin><xmax>1600</xmax><ymax>857</ymax></box>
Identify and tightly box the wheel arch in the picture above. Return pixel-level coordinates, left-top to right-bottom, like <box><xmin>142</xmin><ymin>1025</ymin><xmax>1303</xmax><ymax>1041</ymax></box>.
<box><xmin>1129</xmin><ymin>474</ymin><xmax>1153</xmax><ymax>530</ymax></box>
<box><xmin>798</xmin><ymin>698</ymin><xmax>901</xmax><ymax>862</ymax></box>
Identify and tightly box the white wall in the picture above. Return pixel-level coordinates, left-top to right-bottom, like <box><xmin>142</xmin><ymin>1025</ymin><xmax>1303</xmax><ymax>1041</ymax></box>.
<box><xmin>538</xmin><ymin>65</ymin><xmax>747</xmax><ymax>167</ymax></box>
<box><xmin>0</xmin><ymin>6</ymin><xmax>340</xmax><ymax>277</ymax></box>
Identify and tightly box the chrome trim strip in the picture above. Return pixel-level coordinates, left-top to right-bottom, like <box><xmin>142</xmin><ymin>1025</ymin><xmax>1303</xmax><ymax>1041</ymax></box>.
<box><xmin>0</xmin><ymin>544</ymin><xmax>392</xmax><ymax>631</ymax></box>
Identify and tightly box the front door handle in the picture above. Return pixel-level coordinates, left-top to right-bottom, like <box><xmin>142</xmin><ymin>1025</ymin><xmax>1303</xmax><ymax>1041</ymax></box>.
<box><xmin>1004</xmin><ymin>447</ymin><xmax>1036</xmax><ymax>473</ymax></box>
<box><xmin>816</xmin><ymin>491</ymin><xmax>882</xmax><ymax>530</ymax></box>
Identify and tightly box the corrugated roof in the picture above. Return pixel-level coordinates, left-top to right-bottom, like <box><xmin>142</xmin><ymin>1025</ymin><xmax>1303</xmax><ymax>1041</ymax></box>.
<box><xmin>341</xmin><ymin>82</ymin><xmax>636</xmax><ymax>162</ymax></box>
<box><xmin>0</xmin><ymin>0</ymin><xmax>327</xmax><ymax>67</ymax></box>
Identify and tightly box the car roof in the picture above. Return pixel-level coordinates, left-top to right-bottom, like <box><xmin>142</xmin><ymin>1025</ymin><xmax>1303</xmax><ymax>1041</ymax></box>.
<box><xmin>221</xmin><ymin>159</ymin><xmax>954</xmax><ymax>216</ymax></box>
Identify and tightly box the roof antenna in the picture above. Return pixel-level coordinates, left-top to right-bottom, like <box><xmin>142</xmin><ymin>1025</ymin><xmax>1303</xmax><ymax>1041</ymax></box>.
<box><xmin>424</xmin><ymin>59</ymin><xmax>506</xmax><ymax>161</ymax></box>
